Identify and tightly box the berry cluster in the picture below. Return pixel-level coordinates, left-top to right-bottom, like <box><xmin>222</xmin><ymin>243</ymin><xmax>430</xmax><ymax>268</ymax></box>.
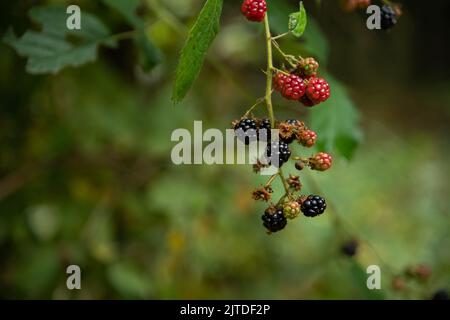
<box><xmin>239</xmin><ymin>1</ymin><xmax>333</xmax><ymax>234</ymax></box>
<box><xmin>233</xmin><ymin>115</ymin><xmax>333</xmax><ymax>233</ymax></box>
<box><xmin>274</xmin><ymin>58</ymin><xmax>330</xmax><ymax>107</ymax></box>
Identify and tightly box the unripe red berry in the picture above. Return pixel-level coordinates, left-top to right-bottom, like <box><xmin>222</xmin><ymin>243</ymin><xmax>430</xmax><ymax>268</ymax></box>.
<box><xmin>309</xmin><ymin>152</ymin><xmax>333</xmax><ymax>171</ymax></box>
<box><xmin>273</xmin><ymin>72</ymin><xmax>288</xmax><ymax>92</ymax></box>
<box><xmin>298</xmin><ymin>129</ymin><xmax>317</xmax><ymax>147</ymax></box>
<box><xmin>281</xmin><ymin>74</ymin><xmax>306</xmax><ymax>100</ymax></box>
<box><xmin>306</xmin><ymin>77</ymin><xmax>330</xmax><ymax>104</ymax></box>
<box><xmin>241</xmin><ymin>0</ymin><xmax>267</xmax><ymax>22</ymax></box>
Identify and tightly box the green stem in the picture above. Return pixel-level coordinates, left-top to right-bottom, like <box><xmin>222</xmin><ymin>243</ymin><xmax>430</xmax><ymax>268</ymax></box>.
<box><xmin>264</xmin><ymin>174</ymin><xmax>278</xmax><ymax>187</ymax></box>
<box><xmin>272</xmin><ymin>39</ymin><xmax>297</xmax><ymax>68</ymax></box>
<box><xmin>278</xmin><ymin>168</ymin><xmax>290</xmax><ymax>194</ymax></box>
<box><xmin>264</xmin><ymin>15</ymin><xmax>275</xmax><ymax>128</ymax></box>
<box><xmin>271</xmin><ymin>32</ymin><xmax>289</xmax><ymax>40</ymax></box>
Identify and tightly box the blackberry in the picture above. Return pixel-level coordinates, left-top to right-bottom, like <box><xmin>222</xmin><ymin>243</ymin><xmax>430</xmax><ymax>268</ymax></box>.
<box><xmin>234</xmin><ymin>118</ymin><xmax>258</xmax><ymax>145</ymax></box>
<box><xmin>280</xmin><ymin>74</ymin><xmax>306</xmax><ymax>100</ymax></box>
<box><xmin>283</xmin><ymin>201</ymin><xmax>301</xmax><ymax>220</ymax></box>
<box><xmin>341</xmin><ymin>240</ymin><xmax>359</xmax><ymax>257</ymax></box>
<box><xmin>298</xmin><ymin>129</ymin><xmax>317</xmax><ymax>147</ymax></box>
<box><xmin>301</xmin><ymin>195</ymin><xmax>327</xmax><ymax>217</ymax></box>
<box><xmin>241</xmin><ymin>0</ymin><xmax>267</xmax><ymax>22</ymax></box>
<box><xmin>309</xmin><ymin>152</ymin><xmax>333</xmax><ymax>171</ymax></box>
<box><xmin>305</xmin><ymin>77</ymin><xmax>330</xmax><ymax>104</ymax></box>
<box><xmin>265</xmin><ymin>141</ymin><xmax>291</xmax><ymax>167</ymax></box>
<box><xmin>273</xmin><ymin>72</ymin><xmax>288</xmax><ymax>92</ymax></box>
<box><xmin>258</xmin><ymin>118</ymin><xmax>272</xmax><ymax>141</ymax></box>
<box><xmin>380</xmin><ymin>5</ymin><xmax>397</xmax><ymax>30</ymax></box>
<box><xmin>262</xmin><ymin>207</ymin><xmax>287</xmax><ymax>232</ymax></box>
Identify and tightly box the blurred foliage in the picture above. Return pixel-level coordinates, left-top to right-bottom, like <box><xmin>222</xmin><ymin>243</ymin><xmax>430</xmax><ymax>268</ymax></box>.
<box><xmin>0</xmin><ymin>0</ymin><xmax>449</xmax><ymax>300</ymax></box>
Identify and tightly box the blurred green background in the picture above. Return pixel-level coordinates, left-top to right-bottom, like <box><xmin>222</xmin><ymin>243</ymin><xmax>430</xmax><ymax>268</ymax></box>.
<box><xmin>0</xmin><ymin>0</ymin><xmax>449</xmax><ymax>299</ymax></box>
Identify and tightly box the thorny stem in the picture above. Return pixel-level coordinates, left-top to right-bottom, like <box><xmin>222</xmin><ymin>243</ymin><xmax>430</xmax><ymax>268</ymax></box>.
<box><xmin>264</xmin><ymin>15</ymin><xmax>275</xmax><ymax>128</ymax></box>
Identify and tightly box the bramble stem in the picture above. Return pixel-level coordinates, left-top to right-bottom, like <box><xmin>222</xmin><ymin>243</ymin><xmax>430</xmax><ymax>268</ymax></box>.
<box><xmin>264</xmin><ymin>15</ymin><xmax>275</xmax><ymax>128</ymax></box>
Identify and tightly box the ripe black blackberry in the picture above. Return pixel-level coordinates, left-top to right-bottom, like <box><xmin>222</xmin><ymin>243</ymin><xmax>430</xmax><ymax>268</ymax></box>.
<box><xmin>258</xmin><ymin>118</ymin><xmax>272</xmax><ymax>141</ymax></box>
<box><xmin>380</xmin><ymin>5</ymin><xmax>397</xmax><ymax>30</ymax></box>
<box><xmin>301</xmin><ymin>195</ymin><xmax>327</xmax><ymax>217</ymax></box>
<box><xmin>262</xmin><ymin>207</ymin><xmax>287</xmax><ymax>232</ymax></box>
<box><xmin>341</xmin><ymin>240</ymin><xmax>359</xmax><ymax>257</ymax></box>
<box><xmin>234</xmin><ymin>118</ymin><xmax>258</xmax><ymax>145</ymax></box>
<box><xmin>265</xmin><ymin>141</ymin><xmax>291</xmax><ymax>167</ymax></box>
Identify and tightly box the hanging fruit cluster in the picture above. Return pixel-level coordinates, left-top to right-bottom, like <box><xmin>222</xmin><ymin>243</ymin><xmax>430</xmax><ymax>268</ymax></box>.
<box><xmin>235</xmin><ymin>0</ymin><xmax>334</xmax><ymax>234</ymax></box>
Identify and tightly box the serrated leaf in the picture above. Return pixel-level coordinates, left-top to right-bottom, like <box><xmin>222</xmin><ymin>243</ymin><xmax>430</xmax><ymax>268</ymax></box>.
<box><xmin>172</xmin><ymin>0</ymin><xmax>223</xmax><ymax>104</ymax></box>
<box><xmin>3</xmin><ymin>5</ymin><xmax>114</xmax><ymax>74</ymax></box>
<box><xmin>289</xmin><ymin>2</ymin><xmax>307</xmax><ymax>38</ymax></box>
<box><xmin>101</xmin><ymin>0</ymin><xmax>162</xmax><ymax>71</ymax></box>
<box><xmin>309</xmin><ymin>73</ymin><xmax>362</xmax><ymax>160</ymax></box>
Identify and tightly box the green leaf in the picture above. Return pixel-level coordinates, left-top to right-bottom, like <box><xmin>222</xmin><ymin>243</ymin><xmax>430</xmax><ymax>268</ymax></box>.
<box><xmin>289</xmin><ymin>2</ymin><xmax>307</xmax><ymax>38</ymax></box>
<box><xmin>172</xmin><ymin>0</ymin><xmax>223</xmax><ymax>104</ymax></box>
<box><xmin>102</xmin><ymin>0</ymin><xmax>162</xmax><ymax>71</ymax></box>
<box><xmin>309</xmin><ymin>73</ymin><xmax>362</xmax><ymax>160</ymax></box>
<box><xmin>3</xmin><ymin>5</ymin><xmax>114</xmax><ymax>74</ymax></box>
